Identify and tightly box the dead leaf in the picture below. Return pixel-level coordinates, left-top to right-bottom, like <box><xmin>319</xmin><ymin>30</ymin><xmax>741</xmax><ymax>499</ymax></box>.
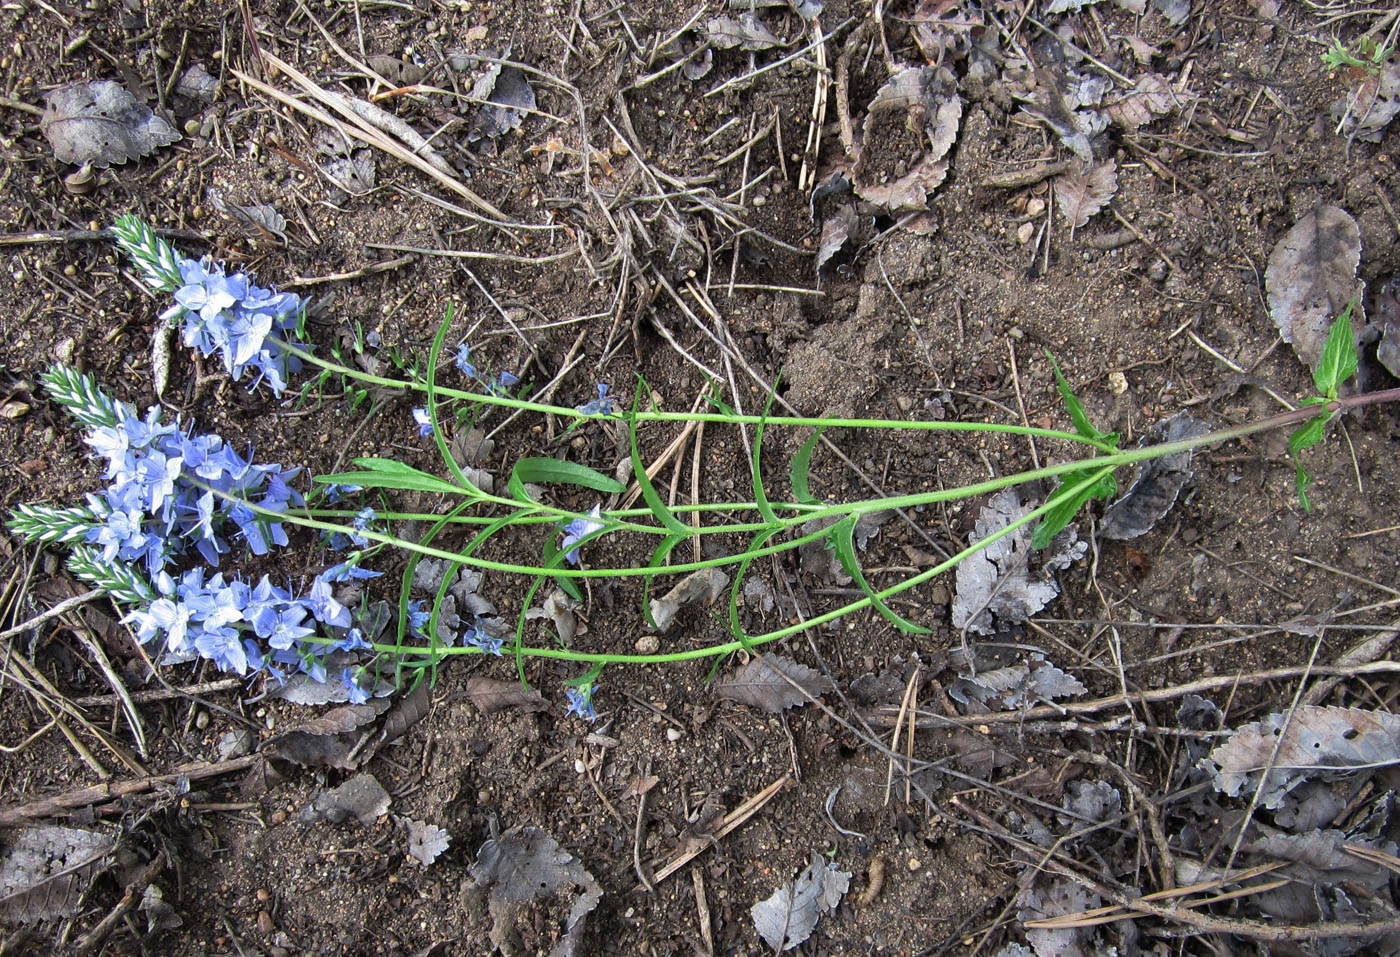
<box><xmin>467</xmin><ymin>63</ymin><xmax>536</xmax><ymax>142</ymax></box>
<box><xmin>367</xmin><ymin>54</ymin><xmax>425</xmax><ymax>87</ymax></box>
<box><xmin>175</xmin><ymin>63</ymin><xmax>218</xmax><ymax>102</ymax></box>
<box><xmin>1203</xmin><ymin>706</ymin><xmax>1400</xmax><ymax>809</ymax></box>
<box><xmin>1104</xmin><ymin>73</ymin><xmax>1191</xmax><ymax>131</ymax></box>
<box><xmin>207</xmin><ymin>188</ymin><xmax>287</xmax><ymax>242</ymax></box>
<box><xmin>299</xmin><ymin>772</ymin><xmax>391</xmax><ymax>825</ymax></box>
<box><xmin>41</xmin><ymin>80</ymin><xmax>180</xmax><ymax>168</ymax></box>
<box><xmin>854</xmin><ymin>157</ymin><xmax>949</xmax><ymax>212</ymax></box>
<box><xmin>463</xmin><ymin>677</ymin><xmax>548</xmax><ymax>715</ymax></box>
<box><xmin>1265</xmin><ymin>205</ymin><xmax>1364</xmax><ymax>378</ymax></box>
<box><xmin>948</xmin><ymin>653</ymin><xmax>1086</xmax><ymax>711</ymax></box>
<box><xmin>816</xmin><ymin>204</ymin><xmax>863</xmax><ymax>271</ymax></box>
<box><xmin>706</xmin><ymin>14</ymin><xmax>784</xmax><ymax>51</ymax></box>
<box><xmin>1335</xmin><ymin>58</ymin><xmax>1400</xmax><ymax>142</ymax></box>
<box><xmin>750</xmin><ymin>852</ymin><xmax>851</xmax><ymax>951</ymax></box>
<box><xmin>0</xmin><ymin>826</ymin><xmax>114</xmax><ymax>924</ymax></box>
<box><xmin>406</xmin><ymin>819</ymin><xmax>452</xmax><ymax>866</ymax></box>
<box><xmin>1018</xmin><ymin>879</ymin><xmax>1099</xmax><ymax>957</ymax></box>
<box><xmin>649</xmin><ymin>567</ymin><xmax>728</xmax><ymax>631</ymax></box>
<box><xmin>1100</xmin><ymin>414</ymin><xmax>1210</xmax><ymax>539</ymax></box>
<box><xmin>470</xmin><ymin>826</ymin><xmax>602</xmax><ymax>956</ymax></box>
<box><xmin>526</xmin><ymin>588</ymin><xmax>584</xmax><ymax>643</ymax></box>
<box><xmin>377</xmin><ymin>679</ymin><xmax>432</xmax><ymax>746</ymax></box>
<box><xmin>911</xmin><ymin>0</ymin><xmax>982</xmax><ymax>64</ymax></box>
<box><xmin>1016</xmin><ymin>68</ymin><xmax>1107</xmax><ymax>162</ymax></box>
<box><xmin>951</xmin><ymin>489</ymin><xmax>1086</xmax><ymax>635</ymax></box>
<box><xmin>1153</xmin><ymin>0</ymin><xmax>1191</xmax><ymax>24</ymax></box>
<box><xmin>316</xmin><ymin>129</ymin><xmax>377</xmax><ymax>194</ymax></box>
<box><xmin>1055</xmin><ymin>159</ymin><xmax>1117</xmax><ymax>229</ymax></box>
<box><xmin>267</xmin><ymin>699</ymin><xmax>389</xmax><ymax>768</ymax></box>
<box><xmin>716</xmin><ymin>654</ymin><xmax>833</xmax><ymax>712</ymax></box>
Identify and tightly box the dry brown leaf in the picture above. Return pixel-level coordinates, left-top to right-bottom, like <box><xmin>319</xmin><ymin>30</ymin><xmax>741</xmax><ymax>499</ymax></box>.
<box><xmin>40</xmin><ymin>80</ymin><xmax>180</xmax><ymax>168</ymax></box>
<box><xmin>1055</xmin><ymin>159</ymin><xmax>1117</xmax><ymax>228</ymax></box>
<box><xmin>463</xmin><ymin>676</ymin><xmax>548</xmax><ymax>715</ymax></box>
<box><xmin>650</xmin><ymin>567</ymin><xmax>728</xmax><ymax>631</ymax></box>
<box><xmin>1104</xmin><ymin>74</ymin><xmax>1191</xmax><ymax>131</ymax></box>
<box><xmin>1264</xmin><ymin>205</ymin><xmax>1363</xmax><ymax>377</ymax></box>
<box><xmin>0</xmin><ymin>826</ymin><xmax>114</xmax><ymax>924</ymax></box>
<box><xmin>854</xmin><ymin>157</ymin><xmax>949</xmax><ymax>213</ymax></box>
<box><xmin>716</xmin><ymin>654</ymin><xmax>833</xmax><ymax>712</ymax></box>
<box><xmin>267</xmin><ymin>700</ymin><xmax>389</xmax><ymax>769</ymax></box>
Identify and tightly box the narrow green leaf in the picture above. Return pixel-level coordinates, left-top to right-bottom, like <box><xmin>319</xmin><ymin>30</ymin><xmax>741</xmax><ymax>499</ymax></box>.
<box><xmin>832</xmin><ymin>516</ymin><xmax>931</xmax><ymax>635</ymax></box>
<box><xmin>1288</xmin><ymin>416</ymin><xmax>1327</xmax><ymax>457</ymax></box>
<box><xmin>1295</xmin><ymin>462</ymin><xmax>1314</xmax><ymax>512</ymax></box>
<box><xmin>316</xmin><ymin>459</ymin><xmax>467</xmax><ymax>496</ymax></box>
<box><xmin>726</xmin><ymin>529</ymin><xmax>775</xmax><ymax>653</ymax></box>
<box><xmin>629</xmin><ymin>384</ymin><xmax>689</xmax><ymax>535</ymax></box>
<box><xmin>1031</xmin><ymin>468</ymin><xmax>1116</xmax><ymax>549</ymax></box>
<box><xmin>426</xmin><ymin>302</ymin><xmax>477</xmax><ymax>491</ymax></box>
<box><xmin>513</xmin><ymin>457</ymin><xmax>626</xmax><ymax>494</ymax></box>
<box><xmin>752</xmin><ymin>379</ymin><xmax>780</xmax><ymax>526</ymax></box>
<box><xmin>790</xmin><ymin>427</ymin><xmax>825</xmax><ymax>506</ymax></box>
<box><xmin>1046</xmin><ymin>350</ymin><xmax>1105</xmax><ymax>442</ymax></box>
<box><xmin>1313</xmin><ymin>301</ymin><xmax>1358</xmax><ymax>397</ymax></box>
<box><xmin>544</xmin><ymin>535</ymin><xmax>582</xmax><ymax>600</ymax></box>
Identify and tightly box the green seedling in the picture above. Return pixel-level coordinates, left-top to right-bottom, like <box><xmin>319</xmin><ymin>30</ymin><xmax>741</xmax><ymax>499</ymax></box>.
<box><xmin>1288</xmin><ymin>301</ymin><xmax>1361</xmax><ymax>510</ymax></box>
<box><xmin>1322</xmin><ymin>36</ymin><xmax>1393</xmax><ymax>74</ymax></box>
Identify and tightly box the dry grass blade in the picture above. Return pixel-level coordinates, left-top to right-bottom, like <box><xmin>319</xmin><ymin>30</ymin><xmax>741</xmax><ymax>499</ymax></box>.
<box><xmin>652</xmin><ymin>775</ymin><xmax>788</xmax><ymax>883</ymax></box>
<box><xmin>1344</xmin><ymin>843</ymin><xmax>1400</xmax><ymax>876</ymax></box>
<box><xmin>1025</xmin><ymin>863</ymin><xmax>1289</xmax><ymax>929</ymax></box>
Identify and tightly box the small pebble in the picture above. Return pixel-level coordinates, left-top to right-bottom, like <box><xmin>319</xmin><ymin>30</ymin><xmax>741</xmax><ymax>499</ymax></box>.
<box><xmin>635</xmin><ymin>635</ymin><xmax>659</xmax><ymax>654</ymax></box>
<box><xmin>194</xmin><ymin>710</ymin><xmax>209</xmax><ymax>730</ymax></box>
<box><xmin>270</xmin><ymin>810</ymin><xmax>287</xmax><ymax>825</ymax></box>
<box><xmin>908</xmin><ymin>858</ymin><xmax>922</xmax><ymax>872</ymax></box>
<box><xmin>257</xmin><ymin>911</ymin><xmax>274</xmax><ymax>934</ymax></box>
<box><xmin>666</xmin><ymin>727</ymin><xmax>683</xmax><ymax>742</ymax></box>
<box><xmin>1026</xmin><ymin>197</ymin><xmax>1046</xmax><ymax>217</ymax></box>
<box><xmin>574</xmin><ymin>758</ymin><xmax>587</xmax><ymax>774</ymax></box>
<box><xmin>256</xmin><ymin>888</ymin><xmax>271</xmax><ymax>903</ymax></box>
<box><xmin>1108</xmin><ymin>370</ymin><xmax>1129</xmax><ymax>395</ymax></box>
<box><xmin>1016</xmin><ymin>222</ymin><xmax>1034</xmax><ymax>244</ymax></box>
<box><xmin>896</xmin><ymin>396</ymin><xmax>914</xmax><ymax>412</ymax></box>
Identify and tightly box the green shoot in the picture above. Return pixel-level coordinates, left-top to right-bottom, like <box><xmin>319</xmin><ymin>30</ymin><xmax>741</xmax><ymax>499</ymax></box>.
<box><xmin>1289</xmin><ymin>302</ymin><xmax>1360</xmax><ymax>511</ymax></box>
<box><xmin>1322</xmin><ymin>36</ymin><xmax>1393</xmax><ymax>74</ymax></box>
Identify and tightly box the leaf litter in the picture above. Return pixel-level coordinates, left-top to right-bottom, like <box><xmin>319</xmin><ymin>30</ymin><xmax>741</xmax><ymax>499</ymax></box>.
<box><xmin>948</xmin><ymin>652</ymin><xmax>1086</xmax><ymax>711</ymax></box>
<box><xmin>706</xmin><ymin>14</ymin><xmax>785</xmax><ymax>52</ymax></box>
<box><xmin>470</xmin><ymin>826</ymin><xmax>601</xmax><ymax>957</ymax></box>
<box><xmin>0</xmin><ymin>826</ymin><xmax>115</xmax><ymax>924</ymax></box>
<box><xmin>749</xmin><ymin>852</ymin><xmax>851</xmax><ymax>951</ymax></box>
<box><xmin>298</xmin><ymin>772</ymin><xmax>391</xmax><ymax>826</ymax></box>
<box><xmin>1265</xmin><ymin>204</ymin><xmax>1364</xmax><ymax>378</ymax></box>
<box><xmin>716</xmin><ymin>654</ymin><xmax>833</xmax><ymax>712</ymax></box>
<box><xmin>1099</xmin><ymin>413</ymin><xmax>1210</xmax><ymax>540</ymax></box>
<box><xmin>1054</xmin><ymin>159</ymin><xmax>1117</xmax><ymax>229</ymax></box>
<box><xmin>649</xmin><ymin>566</ymin><xmax>728</xmax><ymax>631</ymax></box>
<box><xmin>40</xmin><ymin>79</ymin><xmax>180</xmax><ymax>167</ymax></box>
<box><xmin>405</xmin><ymin>818</ymin><xmax>451</xmax><ymax>867</ymax></box>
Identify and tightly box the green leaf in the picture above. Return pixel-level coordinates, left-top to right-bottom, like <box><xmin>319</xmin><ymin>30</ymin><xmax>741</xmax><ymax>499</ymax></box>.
<box><xmin>790</xmin><ymin>427</ymin><xmax>824</xmax><ymax>506</ymax></box>
<box><xmin>1295</xmin><ymin>462</ymin><xmax>1314</xmax><ymax>512</ymax></box>
<box><xmin>512</xmin><ymin>457</ymin><xmax>626</xmax><ymax>494</ymax></box>
<box><xmin>752</xmin><ymin>379</ymin><xmax>780</xmax><ymax>525</ymax></box>
<box><xmin>628</xmin><ymin>384</ymin><xmax>689</xmax><ymax>535</ymax></box>
<box><xmin>641</xmin><ymin>533</ymin><xmax>688</xmax><ymax>629</ymax></box>
<box><xmin>426</xmin><ymin>302</ymin><xmax>477</xmax><ymax>491</ymax></box>
<box><xmin>1312</xmin><ymin>302</ymin><xmax>1359</xmax><ymax>398</ymax></box>
<box><xmin>1046</xmin><ymin>351</ymin><xmax>1110</xmax><ymax>443</ymax></box>
<box><xmin>1288</xmin><ymin>416</ymin><xmax>1327</xmax><ymax>457</ymax></box>
<box><xmin>316</xmin><ymin>458</ymin><xmax>467</xmax><ymax>496</ymax></box>
<box><xmin>1031</xmin><ymin>467</ymin><xmax>1116</xmax><ymax>550</ymax></box>
<box><xmin>832</xmin><ymin>516</ymin><xmax>930</xmax><ymax>635</ymax></box>
<box><xmin>725</xmin><ymin>529</ymin><xmax>774</xmax><ymax>653</ymax></box>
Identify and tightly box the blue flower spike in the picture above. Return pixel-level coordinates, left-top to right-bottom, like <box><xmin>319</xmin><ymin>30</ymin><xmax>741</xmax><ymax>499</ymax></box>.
<box><xmin>559</xmin><ymin>504</ymin><xmax>604</xmax><ymax>565</ymax></box>
<box><xmin>412</xmin><ymin>407</ymin><xmax>434</xmax><ymax>437</ymax></box>
<box><xmin>566</xmin><ymin>683</ymin><xmax>597</xmax><ymax>721</ymax></box>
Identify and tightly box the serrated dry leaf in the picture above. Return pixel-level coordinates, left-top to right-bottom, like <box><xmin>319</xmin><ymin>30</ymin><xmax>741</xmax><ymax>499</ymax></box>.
<box><xmin>470</xmin><ymin>826</ymin><xmax>601</xmax><ymax>955</ymax></box>
<box><xmin>176</xmin><ymin>63</ymin><xmax>218</xmax><ymax>101</ymax></box>
<box><xmin>817</xmin><ymin>204</ymin><xmax>862</xmax><ymax>271</ymax></box>
<box><xmin>911</xmin><ymin>0</ymin><xmax>982</xmax><ymax>63</ymax></box>
<box><xmin>952</xmin><ymin>490</ymin><xmax>1086</xmax><ymax>635</ymax></box>
<box><xmin>41</xmin><ymin>80</ymin><xmax>180</xmax><ymax>168</ymax></box>
<box><xmin>208</xmin><ymin>188</ymin><xmax>287</xmax><ymax>242</ymax></box>
<box><xmin>948</xmin><ymin>652</ymin><xmax>1086</xmax><ymax>711</ymax></box>
<box><xmin>367</xmin><ymin>54</ymin><xmax>425</xmax><ymax>86</ymax></box>
<box><xmin>1018</xmin><ymin>879</ymin><xmax>1099</xmax><ymax>957</ymax></box>
<box><xmin>1203</xmin><ymin>706</ymin><xmax>1400</xmax><ymax>809</ymax></box>
<box><xmin>1100</xmin><ymin>414</ymin><xmax>1210</xmax><ymax>539</ymax></box>
<box><xmin>0</xmin><ymin>826</ymin><xmax>114</xmax><ymax>924</ymax></box>
<box><xmin>300</xmin><ymin>772</ymin><xmax>391</xmax><ymax>825</ymax></box>
<box><xmin>854</xmin><ymin>157</ymin><xmax>949</xmax><ymax>213</ymax></box>
<box><xmin>377</xmin><ymin>679</ymin><xmax>431</xmax><ymax>747</ymax></box>
<box><xmin>1335</xmin><ymin>58</ymin><xmax>1400</xmax><ymax>142</ymax></box>
<box><xmin>706</xmin><ymin>14</ymin><xmax>784</xmax><ymax>51</ymax></box>
<box><xmin>1265</xmin><ymin>205</ymin><xmax>1364</xmax><ymax>377</ymax></box>
<box><xmin>650</xmin><ymin>567</ymin><xmax>728</xmax><ymax>631</ymax></box>
<box><xmin>750</xmin><ymin>852</ymin><xmax>850</xmax><ymax>951</ymax></box>
<box><xmin>464</xmin><ymin>677</ymin><xmax>548</xmax><ymax>715</ymax></box>
<box><xmin>717</xmin><ymin>654</ymin><xmax>833</xmax><ymax>712</ymax></box>
<box><xmin>406</xmin><ymin>819</ymin><xmax>452</xmax><ymax>866</ymax></box>
<box><xmin>1016</xmin><ymin>68</ymin><xmax>1106</xmax><ymax>162</ymax></box>
<box><xmin>267</xmin><ymin>699</ymin><xmax>389</xmax><ymax>768</ymax></box>
<box><xmin>1055</xmin><ymin>159</ymin><xmax>1117</xmax><ymax>228</ymax></box>
<box><xmin>1104</xmin><ymin>73</ymin><xmax>1191</xmax><ymax>131</ymax></box>
<box><xmin>467</xmin><ymin>63</ymin><xmax>536</xmax><ymax>141</ymax></box>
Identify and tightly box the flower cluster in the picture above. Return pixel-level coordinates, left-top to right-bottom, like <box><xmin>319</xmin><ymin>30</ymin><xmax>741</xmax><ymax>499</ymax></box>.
<box><xmin>455</xmin><ymin>344</ymin><xmax>519</xmax><ymax>396</ymax></box>
<box><xmin>559</xmin><ymin>505</ymin><xmax>604</xmax><ymax>565</ymax></box>
<box><xmin>565</xmin><ymin>682</ymin><xmax>597</xmax><ymax>721</ymax></box>
<box><xmin>112</xmin><ymin>214</ymin><xmax>308</xmax><ymax>396</ymax></box>
<box><xmin>576</xmin><ymin>383</ymin><xmax>613</xmax><ymax>416</ymax></box>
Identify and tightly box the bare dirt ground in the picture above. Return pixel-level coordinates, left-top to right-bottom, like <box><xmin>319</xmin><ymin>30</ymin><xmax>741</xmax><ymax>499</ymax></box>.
<box><xmin>2</xmin><ymin>0</ymin><xmax>1400</xmax><ymax>954</ymax></box>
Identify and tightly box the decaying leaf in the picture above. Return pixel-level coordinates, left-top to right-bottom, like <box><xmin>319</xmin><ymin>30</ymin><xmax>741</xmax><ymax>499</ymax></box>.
<box><xmin>175</xmin><ymin>63</ymin><xmax>218</xmax><ymax>102</ymax></box>
<box><xmin>406</xmin><ymin>819</ymin><xmax>452</xmax><ymax>867</ymax></box>
<box><xmin>1203</xmin><ymin>706</ymin><xmax>1400</xmax><ymax>809</ymax></box>
<box><xmin>1153</xmin><ymin>0</ymin><xmax>1190</xmax><ymax>24</ymax></box>
<box><xmin>856</xmin><ymin>67</ymin><xmax>961</xmax><ymax>213</ymax></box>
<box><xmin>1015</xmin><ymin>68</ymin><xmax>1107</xmax><ymax>162</ymax></box>
<box><xmin>299</xmin><ymin>772</ymin><xmax>391</xmax><ymax>825</ymax></box>
<box><xmin>649</xmin><ymin>567</ymin><xmax>728</xmax><ymax>631</ymax></box>
<box><xmin>140</xmin><ymin>884</ymin><xmax>182</xmax><ymax>933</ymax></box>
<box><xmin>817</xmin><ymin>204</ymin><xmax>863</xmax><ymax>271</ymax></box>
<box><xmin>269</xmin><ymin>651</ymin><xmax>375</xmax><ymax>704</ymax></box>
<box><xmin>463</xmin><ymin>676</ymin><xmax>549</xmax><ymax>715</ymax></box>
<box><xmin>1334</xmin><ymin>58</ymin><xmax>1400</xmax><ymax>142</ymax></box>
<box><xmin>911</xmin><ymin>0</ymin><xmax>982</xmax><ymax>63</ymax></box>
<box><xmin>316</xmin><ymin>129</ymin><xmax>377</xmax><ymax>195</ymax></box>
<box><xmin>706</xmin><ymin>14</ymin><xmax>784</xmax><ymax>51</ymax></box>
<box><xmin>948</xmin><ymin>652</ymin><xmax>1086</xmax><ymax>711</ymax></box>
<box><xmin>1100</xmin><ymin>414</ymin><xmax>1210</xmax><ymax>540</ymax></box>
<box><xmin>267</xmin><ymin>699</ymin><xmax>389</xmax><ymax>768</ymax></box>
<box><xmin>716</xmin><ymin>654</ymin><xmax>833</xmax><ymax>712</ymax></box>
<box><xmin>367</xmin><ymin>54</ymin><xmax>426</xmax><ymax>87</ymax></box>
<box><xmin>1104</xmin><ymin>73</ymin><xmax>1191</xmax><ymax>131</ymax></box>
<box><xmin>1265</xmin><ymin>205</ymin><xmax>1364</xmax><ymax>378</ymax></box>
<box><xmin>470</xmin><ymin>826</ymin><xmax>602</xmax><ymax>956</ymax></box>
<box><xmin>855</xmin><ymin>157</ymin><xmax>949</xmax><ymax>212</ymax></box>
<box><xmin>1018</xmin><ymin>879</ymin><xmax>1099</xmax><ymax>957</ymax></box>
<box><xmin>376</xmin><ymin>679</ymin><xmax>432</xmax><ymax>748</ymax></box>
<box><xmin>0</xmin><ymin>826</ymin><xmax>115</xmax><ymax>924</ymax></box>
<box><xmin>951</xmin><ymin>489</ymin><xmax>1086</xmax><ymax>635</ymax></box>
<box><xmin>451</xmin><ymin>427</ymin><xmax>495</xmax><ymax>467</ymax></box>
<box><xmin>207</xmin><ymin>188</ymin><xmax>287</xmax><ymax>242</ymax></box>
<box><xmin>1055</xmin><ymin>159</ymin><xmax>1117</xmax><ymax>229</ymax></box>
<box><xmin>41</xmin><ymin>80</ymin><xmax>180</xmax><ymax>168</ymax></box>
<box><xmin>750</xmin><ymin>852</ymin><xmax>851</xmax><ymax>951</ymax></box>
<box><xmin>1058</xmin><ymin>780</ymin><xmax>1121</xmax><ymax>826</ymax></box>
<box><xmin>468</xmin><ymin>63</ymin><xmax>536</xmax><ymax>142</ymax></box>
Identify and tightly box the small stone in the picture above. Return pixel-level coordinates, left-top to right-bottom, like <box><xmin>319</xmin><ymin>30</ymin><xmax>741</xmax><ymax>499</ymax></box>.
<box><xmin>666</xmin><ymin>727</ymin><xmax>683</xmax><ymax>742</ymax></box>
<box><xmin>635</xmin><ymin>634</ymin><xmax>659</xmax><ymax>654</ymax></box>
<box><xmin>574</xmin><ymin>759</ymin><xmax>587</xmax><ymax>775</ymax></box>
<box><xmin>908</xmin><ymin>858</ymin><xmax>922</xmax><ymax>872</ymax></box>
<box><xmin>1026</xmin><ymin>197</ymin><xmax>1046</xmax><ymax>217</ymax></box>
<box><xmin>194</xmin><ymin>711</ymin><xmax>209</xmax><ymax>730</ymax></box>
<box><xmin>896</xmin><ymin>395</ymin><xmax>914</xmax><ymax>412</ymax></box>
<box><xmin>270</xmin><ymin>810</ymin><xmax>287</xmax><ymax>825</ymax></box>
<box><xmin>256</xmin><ymin>888</ymin><xmax>271</xmax><ymax>903</ymax></box>
<box><xmin>1016</xmin><ymin>222</ymin><xmax>1034</xmax><ymax>244</ymax></box>
<box><xmin>257</xmin><ymin>911</ymin><xmax>274</xmax><ymax>934</ymax></box>
<box><xmin>1108</xmin><ymin>370</ymin><xmax>1129</xmax><ymax>395</ymax></box>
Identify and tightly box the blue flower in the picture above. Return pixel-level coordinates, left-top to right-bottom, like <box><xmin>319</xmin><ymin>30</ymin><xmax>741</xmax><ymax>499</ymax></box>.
<box><xmin>412</xmin><ymin>407</ymin><xmax>434</xmax><ymax>437</ymax></box>
<box><xmin>565</xmin><ymin>684</ymin><xmax>597</xmax><ymax>721</ymax></box>
<box><xmin>455</xmin><ymin>344</ymin><xmax>476</xmax><ymax>378</ymax></box>
<box><xmin>322</xmin><ymin>559</ymin><xmax>383</xmax><ymax>582</ymax></box>
<box><xmin>559</xmin><ymin>504</ymin><xmax>604</xmax><ymax>565</ymax></box>
<box><xmin>487</xmin><ymin>370</ymin><xmax>519</xmax><ymax>396</ymax></box>
<box><xmin>334</xmin><ymin>627</ymin><xmax>371</xmax><ymax>653</ymax></box>
<box><xmin>407</xmin><ymin>599</ymin><xmax>431</xmax><ymax>638</ymax></box>
<box><xmin>577</xmin><ymin>383</ymin><xmax>613</xmax><ymax>416</ymax></box>
<box><xmin>306</xmin><ymin>575</ymin><xmax>352</xmax><ymax>629</ymax></box>
<box><xmin>464</xmin><ymin>623</ymin><xmax>503</xmax><ymax>655</ymax></box>
<box><xmin>350</xmin><ymin>506</ymin><xmax>376</xmax><ymax>547</ymax></box>
<box><xmin>195</xmin><ymin>624</ymin><xmax>249</xmax><ymax>675</ymax></box>
<box><xmin>321</xmin><ymin>483</ymin><xmax>363</xmax><ymax>504</ymax></box>
<box><xmin>341</xmin><ymin>667</ymin><xmax>369</xmax><ymax>705</ymax></box>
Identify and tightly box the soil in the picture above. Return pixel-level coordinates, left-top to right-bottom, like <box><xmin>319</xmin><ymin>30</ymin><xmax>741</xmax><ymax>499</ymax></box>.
<box><xmin>1</xmin><ymin>1</ymin><xmax>1399</xmax><ymax>955</ymax></box>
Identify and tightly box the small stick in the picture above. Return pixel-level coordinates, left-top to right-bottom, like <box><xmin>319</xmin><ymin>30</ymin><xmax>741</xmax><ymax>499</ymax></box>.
<box><xmin>1007</xmin><ymin>339</ymin><xmax>1039</xmax><ymax>470</ymax></box>
<box><xmin>0</xmin><ymin>588</ymin><xmax>103</xmax><ymax>641</ymax></box>
<box><xmin>633</xmin><ymin>759</ymin><xmax>655</xmax><ymax>894</ymax></box>
<box><xmin>692</xmin><ymin>865</ymin><xmax>715</xmax><ymax>955</ymax></box>
<box><xmin>279</xmin><ymin>254</ymin><xmax>417</xmax><ymax>289</ymax></box>
<box><xmin>652</xmin><ymin>774</ymin><xmax>788</xmax><ymax>882</ymax></box>
<box><xmin>73</xmin><ymin>851</ymin><xmax>167</xmax><ymax>956</ymax></box>
<box><xmin>798</xmin><ymin>19</ymin><xmax>829</xmax><ymax>192</ymax></box>
<box><xmin>980</xmin><ymin>159</ymin><xmax>1071</xmax><ymax>189</ymax></box>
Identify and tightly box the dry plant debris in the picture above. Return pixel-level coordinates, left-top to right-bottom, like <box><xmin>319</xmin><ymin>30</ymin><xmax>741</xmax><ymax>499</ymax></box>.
<box><xmin>470</xmin><ymin>826</ymin><xmax>601</xmax><ymax>956</ymax></box>
<box><xmin>405</xmin><ymin>818</ymin><xmax>452</xmax><ymax>867</ymax></box>
<box><xmin>462</xmin><ymin>676</ymin><xmax>548</xmax><ymax>715</ymax></box>
<box><xmin>0</xmin><ymin>826</ymin><xmax>114</xmax><ymax>924</ymax></box>
<box><xmin>299</xmin><ymin>771</ymin><xmax>391</xmax><ymax>825</ymax></box>
<box><xmin>716</xmin><ymin>654</ymin><xmax>833</xmax><ymax>712</ymax></box>
<box><xmin>1100</xmin><ymin>414</ymin><xmax>1210</xmax><ymax>540</ymax></box>
<box><xmin>648</xmin><ymin>566</ymin><xmax>728</xmax><ymax>631</ymax></box>
<box><xmin>750</xmin><ymin>852</ymin><xmax>851</xmax><ymax>951</ymax></box>
<box><xmin>1265</xmin><ymin>204</ymin><xmax>1364</xmax><ymax>377</ymax></box>
<box><xmin>40</xmin><ymin>80</ymin><xmax>180</xmax><ymax>167</ymax></box>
